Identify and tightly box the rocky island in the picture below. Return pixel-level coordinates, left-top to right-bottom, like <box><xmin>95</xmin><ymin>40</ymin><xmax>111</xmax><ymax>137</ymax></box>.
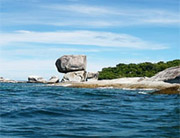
<box><xmin>0</xmin><ymin>55</ymin><xmax>179</xmax><ymax>94</ymax></box>
<box><xmin>53</xmin><ymin>55</ymin><xmax>180</xmax><ymax>94</ymax></box>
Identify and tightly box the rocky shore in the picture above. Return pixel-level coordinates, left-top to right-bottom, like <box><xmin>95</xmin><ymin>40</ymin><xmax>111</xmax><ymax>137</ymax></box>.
<box><xmin>1</xmin><ymin>55</ymin><xmax>179</xmax><ymax>94</ymax></box>
<box><xmin>1</xmin><ymin>76</ymin><xmax>179</xmax><ymax>94</ymax></box>
<box><xmin>51</xmin><ymin>77</ymin><xmax>180</xmax><ymax>90</ymax></box>
<box><xmin>53</xmin><ymin>56</ymin><xmax>180</xmax><ymax>94</ymax></box>
<box><xmin>0</xmin><ymin>77</ymin><xmax>17</xmax><ymax>83</ymax></box>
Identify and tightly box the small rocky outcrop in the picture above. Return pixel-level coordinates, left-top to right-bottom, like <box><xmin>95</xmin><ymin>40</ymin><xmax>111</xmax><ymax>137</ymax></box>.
<box><xmin>55</xmin><ymin>55</ymin><xmax>86</xmax><ymax>73</ymax></box>
<box><xmin>87</xmin><ymin>72</ymin><xmax>99</xmax><ymax>81</ymax></box>
<box><xmin>151</xmin><ymin>86</ymin><xmax>180</xmax><ymax>94</ymax></box>
<box><xmin>0</xmin><ymin>77</ymin><xmax>4</xmax><ymax>81</ymax></box>
<box><xmin>149</xmin><ymin>66</ymin><xmax>180</xmax><ymax>83</ymax></box>
<box><xmin>28</xmin><ymin>76</ymin><xmax>46</xmax><ymax>83</ymax></box>
<box><xmin>61</xmin><ymin>71</ymin><xmax>86</xmax><ymax>82</ymax></box>
<box><xmin>0</xmin><ymin>77</ymin><xmax>17</xmax><ymax>83</ymax></box>
<box><xmin>47</xmin><ymin>76</ymin><xmax>59</xmax><ymax>84</ymax></box>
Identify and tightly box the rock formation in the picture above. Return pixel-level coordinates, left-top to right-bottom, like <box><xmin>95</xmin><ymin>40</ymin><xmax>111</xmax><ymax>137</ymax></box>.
<box><xmin>151</xmin><ymin>86</ymin><xmax>180</xmax><ymax>94</ymax></box>
<box><xmin>28</xmin><ymin>76</ymin><xmax>46</xmax><ymax>83</ymax></box>
<box><xmin>61</xmin><ymin>71</ymin><xmax>86</xmax><ymax>82</ymax></box>
<box><xmin>55</xmin><ymin>55</ymin><xmax>87</xmax><ymax>82</ymax></box>
<box><xmin>0</xmin><ymin>77</ymin><xmax>17</xmax><ymax>83</ymax></box>
<box><xmin>149</xmin><ymin>66</ymin><xmax>180</xmax><ymax>83</ymax></box>
<box><xmin>55</xmin><ymin>55</ymin><xmax>86</xmax><ymax>73</ymax></box>
<box><xmin>0</xmin><ymin>77</ymin><xmax>4</xmax><ymax>81</ymax></box>
<box><xmin>87</xmin><ymin>72</ymin><xmax>99</xmax><ymax>81</ymax></box>
<box><xmin>47</xmin><ymin>76</ymin><xmax>59</xmax><ymax>84</ymax></box>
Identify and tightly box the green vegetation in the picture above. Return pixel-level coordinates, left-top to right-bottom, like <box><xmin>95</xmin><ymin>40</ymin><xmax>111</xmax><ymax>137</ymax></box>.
<box><xmin>98</xmin><ymin>59</ymin><xmax>180</xmax><ymax>80</ymax></box>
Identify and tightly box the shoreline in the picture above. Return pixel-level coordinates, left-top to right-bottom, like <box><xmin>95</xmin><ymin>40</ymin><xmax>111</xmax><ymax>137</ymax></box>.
<box><xmin>1</xmin><ymin>77</ymin><xmax>180</xmax><ymax>93</ymax></box>
<box><xmin>50</xmin><ymin>77</ymin><xmax>180</xmax><ymax>90</ymax></box>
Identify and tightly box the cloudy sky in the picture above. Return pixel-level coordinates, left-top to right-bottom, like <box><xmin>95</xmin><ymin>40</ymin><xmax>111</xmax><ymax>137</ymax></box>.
<box><xmin>0</xmin><ymin>0</ymin><xmax>179</xmax><ymax>80</ymax></box>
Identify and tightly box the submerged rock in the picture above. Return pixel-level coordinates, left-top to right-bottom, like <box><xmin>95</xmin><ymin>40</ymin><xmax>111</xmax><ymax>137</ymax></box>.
<box><xmin>55</xmin><ymin>55</ymin><xmax>86</xmax><ymax>73</ymax></box>
<box><xmin>61</xmin><ymin>71</ymin><xmax>86</xmax><ymax>82</ymax></box>
<box><xmin>28</xmin><ymin>76</ymin><xmax>46</xmax><ymax>83</ymax></box>
<box><xmin>149</xmin><ymin>66</ymin><xmax>180</xmax><ymax>83</ymax></box>
<box><xmin>151</xmin><ymin>86</ymin><xmax>180</xmax><ymax>94</ymax></box>
<box><xmin>47</xmin><ymin>76</ymin><xmax>59</xmax><ymax>84</ymax></box>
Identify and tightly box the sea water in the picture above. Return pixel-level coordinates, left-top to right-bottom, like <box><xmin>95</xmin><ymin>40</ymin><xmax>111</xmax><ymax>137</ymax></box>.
<box><xmin>0</xmin><ymin>82</ymin><xmax>179</xmax><ymax>138</ymax></box>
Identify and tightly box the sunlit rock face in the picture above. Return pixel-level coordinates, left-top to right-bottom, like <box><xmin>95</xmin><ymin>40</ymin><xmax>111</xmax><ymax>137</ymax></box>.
<box><xmin>55</xmin><ymin>55</ymin><xmax>86</xmax><ymax>73</ymax></box>
<box><xmin>0</xmin><ymin>77</ymin><xmax>17</xmax><ymax>83</ymax></box>
<box><xmin>87</xmin><ymin>72</ymin><xmax>99</xmax><ymax>81</ymax></box>
<box><xmin>28</xmin><ymin>76</ymin><xmax>46</xmax><ymax>83</ymax></box>
<box><xmin>47</xmin><ymin>76</ymin><xmax>59</xmax><ymax>84</ymax></box>
<box><xmin>61</xmin><ymin>71</ymin><xmax>87</xmax><ymax>82</ymax></box>
<box><xmin>149</xmin><ymin>66</ymin><xmax>180</xmax><ymax>83</ymax></box>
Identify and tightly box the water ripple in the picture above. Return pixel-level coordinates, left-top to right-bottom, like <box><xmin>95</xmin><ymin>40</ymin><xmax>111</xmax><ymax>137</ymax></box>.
<box><xmin>0</xmin><ymin>82</ymin><xmax>179</xmax><ymax>138</ymax></box>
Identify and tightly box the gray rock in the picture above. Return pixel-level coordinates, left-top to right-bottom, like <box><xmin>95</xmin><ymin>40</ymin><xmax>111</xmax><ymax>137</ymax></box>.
<box><xmin>0</xmin><ymin>77</ymin><xmax>17</xmax><ymax>83</ymax></box>
<box><xmin>47</xmin><ymin>76</ymin><xmax>59</xmax><ymax>84</ymax></box>
<box><xmin>149</xmin><ymin>66</ymin><xmax>180</xmax><ymax>83</ymax></box>
<box><xmin>5</xmin><ymin>80</ymin><xmax>17</xmax><ymax>83</ymax></box>
<box><xmin>0</xmin><ymin>77</ymin><xmax>4</xmax><ymax>81</ymax></box>
<box><xmin>61</xmin><ymin>71</ymin><xmax>87</xmax><ymax>82</ymax></box>
<box><xmin>55</xmin><ymin>55</ymin><xmax>86</xmax><ymax>73</ymax></box>
<box><xmin>87</xmin><ymin>72</ymin><xmax>99</xmax><ymax>81</ymax></box>
<box><xmin>28</xmin><ymin>76</ymin><xmax>46</xmax><ymax>83</ymax></box>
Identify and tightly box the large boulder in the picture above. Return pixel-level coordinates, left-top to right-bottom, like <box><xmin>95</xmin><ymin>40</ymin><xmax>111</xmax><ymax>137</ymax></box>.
<box><xmin>28</xmin><ymin>76</ymin><xmax>46</xmax><ymax>83</ymax></box>
<box><xmin>61</xmin><ymin>71</ymin><xmax>86</xmax><ymax>82</ymax></box>
<box><xmin>55</xmin><ymin>55</ymin><xmax>86</xmax><ymax>73</ymax></box>
<box><xmin>47</xmin><ymin>76</ymin><xmax>59</xmax><ymax>84</ymax></box>
<box><xmin>149</xmin><ymin>66</ymin><xmax>180</xmax><ymax>83</ymax></box>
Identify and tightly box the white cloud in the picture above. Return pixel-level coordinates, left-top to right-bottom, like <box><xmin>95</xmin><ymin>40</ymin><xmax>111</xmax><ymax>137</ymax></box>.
<box><xmin>44</xmin><ymin>4</ymin><xmax>117</xmax><ymax>16</ymax></box>
<box><xmin>0</xmin><ymin>30</ymin><xmax>168</xmax><ymax>50</ymax></box>
<box><xmin>49</xmin><ymin>21</ymin><xmax>116</xmax><ymax>27</ymax></box>
<box><xmin>143</xmin><ymin>18</ymin><xmax>180</xmax><ymax>24</ymax></box>
<box><xmin>1</xmin><ymin>4</ymin><xmax>179</xmax><ymax>28</ymax></box>
<box><xmin>43</xmin><ymin>4</ymin><xmax>180</xmax><ymax>25</ymax></box>
<box><xmin>0</xmin><ymin>47</ymin><xmax>100</xmax><ymax>60</ymax></box>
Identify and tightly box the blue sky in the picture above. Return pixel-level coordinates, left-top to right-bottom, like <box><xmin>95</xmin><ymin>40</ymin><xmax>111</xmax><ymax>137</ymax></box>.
<box><xmin>0</xmin><ymin>0</ymin><xmax>179</xmax><ymax>80</ymax></box>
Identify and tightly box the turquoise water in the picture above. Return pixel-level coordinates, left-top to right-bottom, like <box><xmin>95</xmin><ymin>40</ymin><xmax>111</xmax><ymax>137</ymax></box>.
<box><xmin>0</xmin><ymin>82</ymin><xmax>179</xmax><ymax>138</ymax></box>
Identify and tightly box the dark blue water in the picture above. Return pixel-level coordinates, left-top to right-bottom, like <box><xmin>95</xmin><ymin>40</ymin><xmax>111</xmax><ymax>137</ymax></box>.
<box><xmin>0</xmin><ymin>83</ymin><xmax>179</xmax><ymax>138</ymax></box>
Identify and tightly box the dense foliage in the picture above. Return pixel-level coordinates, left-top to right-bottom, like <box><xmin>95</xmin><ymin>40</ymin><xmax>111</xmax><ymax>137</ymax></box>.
<box><xmin>98</xmin><ymin>59</ymin><xmax>180</xmax><ymax>80</ymax></box>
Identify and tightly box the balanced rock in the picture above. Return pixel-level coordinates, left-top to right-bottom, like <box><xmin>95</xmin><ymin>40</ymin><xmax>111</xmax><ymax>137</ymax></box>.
<box><xmin>87</xmin><ymin>72</ymin><xmax>99</xmax><ymax>81</ymax></box>
<box><xmin>28</xmin><ymin>76</ymin><xmax>46</xmax><ymax>83</ymax></box>
<box><xmin>149</xmin><ymin>66</ymin><xmax>180</xmax><ymax>83</ymax></box>
<box><xmin>55</xmin><ymin>55</ymin><xmax>86</xmax><ymax>73</ymax></box>
<box><xmin>61</xmin><ymin>71</ymin><xmax>86</xmax><ymax>82</ymax></box>
<box><xmin>47</xmin><ymin>76</ymin><xmax>59</xmax><ymax>84</ymax></box>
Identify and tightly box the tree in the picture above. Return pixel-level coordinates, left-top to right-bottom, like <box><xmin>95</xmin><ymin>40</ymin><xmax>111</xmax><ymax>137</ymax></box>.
<box><xmin>98</xmin><ymin>59</ymin><xmax>180</xmax><ymax>80</ymax></box>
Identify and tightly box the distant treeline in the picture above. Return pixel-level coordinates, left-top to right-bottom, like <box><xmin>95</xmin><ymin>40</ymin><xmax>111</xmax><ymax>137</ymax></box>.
<box><xmin>98</xmin><ymin>59</ymin><xmax>180</xmax><ymax>80</ymax></box>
